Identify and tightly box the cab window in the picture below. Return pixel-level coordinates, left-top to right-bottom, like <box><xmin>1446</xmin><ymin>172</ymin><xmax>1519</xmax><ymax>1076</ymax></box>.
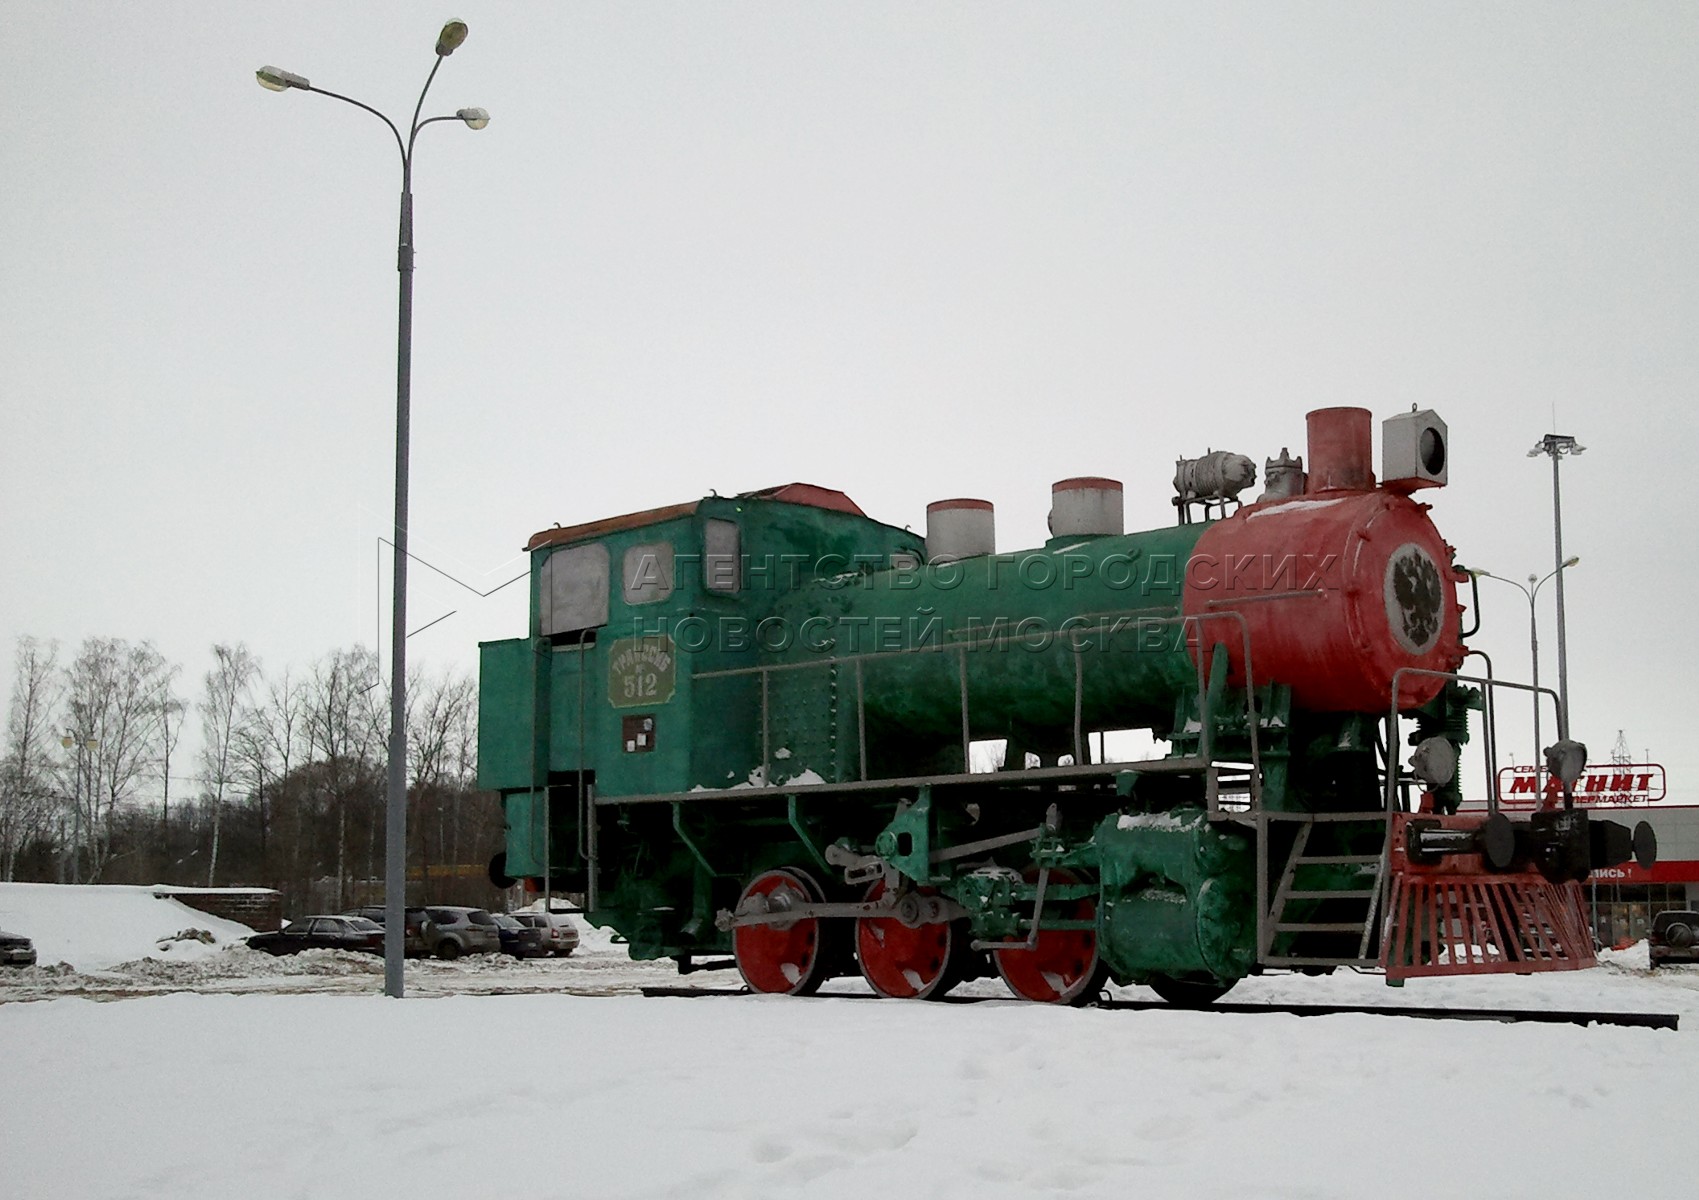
<box><xmin>704</xmin><ymin>519</ymin><xmax>740</xmax><ymax>593</ymax></box>
<box><xmin>622</xmin><ymin>542</ymin><xmax>675</xmax><ymax>605</ymax></box>
<box><xmin>540</xmin><ymin>543</ymin><xmax>610</xmax><ymax>636</ymax></box>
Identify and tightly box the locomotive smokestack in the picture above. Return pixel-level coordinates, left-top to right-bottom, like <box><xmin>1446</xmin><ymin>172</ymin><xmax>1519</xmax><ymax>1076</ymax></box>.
<box><xmin>1049</xmin><ymin>477</ymin><xmax>1124</xmax><ymax>539</ymax></box>
<box><xmin>1305</xmin><ymin>407</ymin><xmax>1376</xmax><ymax>493</ymax></box>
<box><xmin>926</xmin><ymin>498</ymin><xmax>995</xmax><ymax>562</ymax></box>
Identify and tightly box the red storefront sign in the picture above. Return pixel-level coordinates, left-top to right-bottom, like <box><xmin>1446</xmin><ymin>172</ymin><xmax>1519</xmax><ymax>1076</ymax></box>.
<box><xmin>1584</xmin><ymin>858</ymin><xmax>1699</xmax><ymax>885</ymax></box>
<box><xmin>1494</xmin><ymin>763</ymin><xmax>1667</xmax><ymax>810</ymax></box>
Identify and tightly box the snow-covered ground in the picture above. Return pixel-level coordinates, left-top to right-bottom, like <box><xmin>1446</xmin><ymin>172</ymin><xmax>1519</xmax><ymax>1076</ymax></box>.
<box><xmin>2</xmin><ymin>884</ymin><xmax>1696</xmax><ymax>1198</ymax></box>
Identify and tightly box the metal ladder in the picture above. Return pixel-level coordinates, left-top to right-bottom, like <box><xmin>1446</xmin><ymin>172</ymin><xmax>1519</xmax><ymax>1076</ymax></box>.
<box><xmin>1259</xmin><ymin>812</ymin><xmax>1392</xmax><ymax>970</ymax></box>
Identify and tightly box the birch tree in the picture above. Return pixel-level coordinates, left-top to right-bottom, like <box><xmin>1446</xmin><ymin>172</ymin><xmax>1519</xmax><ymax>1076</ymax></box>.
<box><xmin>303</xmin><ymin>647</ymin><xmax>383</xmax><ymax>909</ymax></box>
<box><xmin>0</xmin><ymin>637</ymin><xmax>62</xmax><ymax>880</ymax></box>
<box><xmin>63</xmin><ymin>638</ymin><xmax>174</xmax><ymax>881</ymax></box>
<box><xmin>199</xmin><ymin>643</ymin><xmax>259</xmax><ymax>886</ymax></box>
<box><xmin>156</xmin><ymin>684</ymin><xmax>187</xmax><ymax>864</ymax></box>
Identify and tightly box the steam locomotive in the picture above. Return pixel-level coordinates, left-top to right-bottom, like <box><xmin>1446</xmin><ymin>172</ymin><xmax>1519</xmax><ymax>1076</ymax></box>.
<box><xmin>477</xmin><ymin>407</ymin><xmax>1654</xmax><ymax>1003</ymax></box>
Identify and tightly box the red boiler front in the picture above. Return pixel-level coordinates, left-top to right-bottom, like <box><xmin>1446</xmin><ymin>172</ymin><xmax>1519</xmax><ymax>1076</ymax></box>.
<box><xmin>1181</xmin><ymin>488</ymin><xmax>1467</xmax><ymax>713</ymax></box>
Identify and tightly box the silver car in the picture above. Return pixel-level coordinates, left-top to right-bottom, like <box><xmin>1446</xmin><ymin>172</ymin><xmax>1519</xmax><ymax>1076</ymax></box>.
<box><xmin>510</xmin><ymin>911</ymin><xmax>580</xmax><ymax>956</ymax></box>
<box><xmin>421</xmin><ymin>906</ymin><xmax>502</xmax><ymax>960</ymax></box>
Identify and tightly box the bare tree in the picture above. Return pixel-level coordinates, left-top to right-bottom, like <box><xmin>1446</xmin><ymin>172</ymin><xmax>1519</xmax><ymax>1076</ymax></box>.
<box><xmin>237</xmin><ymin>667</ymin><xmax>304</xmax><ymax>879</ymax></box>
<box><xmin>156</xmin><ymin>680</ymin><xmax>187</xmax><ymax>870</ymax></box>
<box><xmin>407</xmin><ymin>667</ymin><xmax>476</xmax><ymax>896</ymax></box>
<box><xmin>200</xmin><ymin>643</ymin><xmax>259</xmax><ymax>886</ymax></box>
<box><xmin>0</xmin><ymin>637</ymin><xmax>62</xmax><ymax>880</ymax></box>
<box><xmin>62</xmin><ymin>638</ymin><xmax>174</xmax><ymax>881</ymax></box>
<box><xmin>303</xmin><ymin>647</ymin><xmax>383</xmax><ymax>909</ymax></box>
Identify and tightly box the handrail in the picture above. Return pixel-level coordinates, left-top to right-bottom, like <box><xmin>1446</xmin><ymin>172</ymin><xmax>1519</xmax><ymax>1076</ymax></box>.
<box><xmin>1385</xmin><ymin>667</ymin><xmax>1561</xmax><ymax>815</ymax></box>
<box><xmin>687</xmin><ymin>604</ymin><xmax>1264</xmax><ymax>807</ymax></box>
<box><xmin>1462</xmin><ymin>649</ymin><xmax>1499</xmax><ymax>814</ymax></box>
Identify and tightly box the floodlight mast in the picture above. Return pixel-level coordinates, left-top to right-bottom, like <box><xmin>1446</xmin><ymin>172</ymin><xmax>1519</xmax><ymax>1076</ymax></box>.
<box><xmin>1527</xmin><ymin>434</ymin><xmax>1585</xmax><ymax>737</ymax></box>
<box><xmin>255</xmin><ymin>19</ymin><xmax>488</xmax><ymax>999</ymax></box>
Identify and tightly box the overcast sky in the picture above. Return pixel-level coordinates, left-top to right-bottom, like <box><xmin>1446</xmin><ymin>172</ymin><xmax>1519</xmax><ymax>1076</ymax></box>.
<box><xmin>3</xmin><ymin>3</ymin><xmax>1695</xmax><ymax>800</ymax></box>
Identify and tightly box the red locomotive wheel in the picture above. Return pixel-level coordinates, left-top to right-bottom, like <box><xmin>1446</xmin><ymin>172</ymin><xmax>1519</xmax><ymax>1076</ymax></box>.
<box><xmin>993</xmin><ymin>869</ymin><xmax>1105</xmax><ymax>1006</ymax></box>
<box><xmin>856</xmin><ymin>880</ymin><xmax>956</xmax><ymax>1000</ymax></box>
<box><xmin>733</xmin><ymin>868</ymin><xmax>827</xmax><ymax>996</ymax></box>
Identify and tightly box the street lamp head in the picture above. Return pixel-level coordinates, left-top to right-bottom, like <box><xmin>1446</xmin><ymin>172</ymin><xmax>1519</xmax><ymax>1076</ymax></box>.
<box><xmin>457</xmin><ymin>107</ymin><xmax>491</xmax><ymax>130</ymax></box>
<box><xmin>436</xmin><ymin>19</ymin><xmax>470</xmax><ymax>56</ymax></box>
<box><xmin>1563</xmin><ymin>555</ymin><xmax>1580</xmax><ymax>568</ymax></box>
<box><xmin>256</xmin><ymin>66</ymin><xmax>310</xmax><ymax>92</ymax></box>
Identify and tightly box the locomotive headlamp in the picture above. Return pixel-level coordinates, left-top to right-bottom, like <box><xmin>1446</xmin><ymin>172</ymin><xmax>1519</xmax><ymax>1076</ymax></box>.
<box><xmin>256</xmin><ymin>66</ymin><xmax>310</xmax><ymax>91</ymax></box>
<box><xmin>1544</xmin><ymin>739</ymin><xmax>1588</xmax><ymax>788</ymax></box>
<box><xmin>1408</xmin><ymin>736</ymin><xmax>1459</xmax><ymax>789</ymax></box>
<box><xmin>1383</xmin><ymin>409</ymin><xmax>1448</xmax><ymax>491</ymax></box>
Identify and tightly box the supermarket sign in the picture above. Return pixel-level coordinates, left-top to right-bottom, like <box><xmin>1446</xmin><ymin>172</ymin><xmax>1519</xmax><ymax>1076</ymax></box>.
<box><xmin>1494</xmin><ymin>763</ymin><xmax>1667</xmax><ymax>809</ymax></box>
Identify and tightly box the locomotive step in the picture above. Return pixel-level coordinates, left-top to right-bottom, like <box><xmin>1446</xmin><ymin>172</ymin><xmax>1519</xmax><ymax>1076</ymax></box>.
<box><xmin>1264</xmin><ymin>811</ymin><xmax>1393</xmax><ymax>822</ymax></box>
<box><xmin>1274</xmin><ymin>921</ymin><xmax>1370</xmax><ymax>934</ymax></box>
<box><xmin>1261</xmin><ymin>954</ymin><xmax>1380</xmax><ymax>969</ymax></box>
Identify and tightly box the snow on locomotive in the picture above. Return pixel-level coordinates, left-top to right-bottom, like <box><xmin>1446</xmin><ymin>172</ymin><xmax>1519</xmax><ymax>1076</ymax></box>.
<box><xmin>477</xmin><ymin>407</ymin><xmax>1654</xmax><ymax>1004</ymax></box>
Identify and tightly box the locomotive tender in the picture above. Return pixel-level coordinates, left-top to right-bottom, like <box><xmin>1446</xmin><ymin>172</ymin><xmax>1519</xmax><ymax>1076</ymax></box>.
<box><xmin>478</xmin><ymin>407</ymin><xmax>1653</xmax><ymax>1004</ymax></box>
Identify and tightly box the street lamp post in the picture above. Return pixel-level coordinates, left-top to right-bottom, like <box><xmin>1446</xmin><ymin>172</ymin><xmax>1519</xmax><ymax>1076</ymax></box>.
<box><xmin>1528</xmin><ymin>433</ymin><xmax>1585</xmax><ymax>732</ymax></box>
<box><xmin>257</xmin><ymin>20</ymin><xmax>489</xmax><ymax>999</ymax></box>
<box><xmin>1469</xmin><ymin>559</ymin><xmax>1579</xmax><ymax>799</ymax></box>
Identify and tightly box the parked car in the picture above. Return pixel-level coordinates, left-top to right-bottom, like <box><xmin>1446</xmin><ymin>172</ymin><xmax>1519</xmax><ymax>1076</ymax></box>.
<box><xmin>0</xmin><ymin>928</ymin><xmax>37</xmax><ymax>968</ymax></box>
<box><xmin>247</xmin><ymin>916</ymin><xmax>384</xmax><ymax>956</ymax></box>
<box><xmin>1650</xmin><ymin>910</ymin><xmax>1699</xmax><ymax>968</ymax></box>
<box><xmin>491</xmin><ymin>913</ymin><xmax>550</xmax><ymax>959</ymax></box>
<box><xmin>510</xmin><ymin>910</ymin><xmax>580</xmax><ymax>957</ymax></box>
<box><xmin>421</xmin><ymin>906</ymin><xmax>502</xmax><ymax>960</ymax></box>
<box><xmin>343</xmin><ymin>905</ymin><xmax>432</xmax><ymax>958</ymax></box>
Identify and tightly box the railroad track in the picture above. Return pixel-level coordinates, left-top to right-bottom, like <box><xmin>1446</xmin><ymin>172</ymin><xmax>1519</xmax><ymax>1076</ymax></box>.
<box><xmin>638</xmin><ymin>985</ymin><xmax>1680</xmax><ymax>1030</ymax></box>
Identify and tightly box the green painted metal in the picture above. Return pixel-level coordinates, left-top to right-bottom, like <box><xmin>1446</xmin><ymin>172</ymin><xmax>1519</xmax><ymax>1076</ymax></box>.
<box><xmin>1086</xmin><ymin>806</ymin><xmax>1256</xmax><ymax>983</ymax></box>
<box><xmin>785</xmin><ymin>796</ymin><xmax>832</xmax><ymax>875</ymax></box>
<box><xmin>671</xmin><ymin>802</ymin><xmax>718</xmax><ymax>877</ymax></box>
<box><xmin>874</xmin><ymin>787</ymin><xmax>934</xmax><ymax>885</ymax></box>
<box><xmin>476</xmin><ymin>637</ymin><xmax>537</xmax><ymax>792</ymax></box>
<box><xmin>500</xmin><ymin>789</ymin><xmax>548</xmax><ymax>879</ymax></box>
<box><xmin>764</xmin><ymin>522</ymin><xmax>1209</xmax><ymax>781</ymax></box>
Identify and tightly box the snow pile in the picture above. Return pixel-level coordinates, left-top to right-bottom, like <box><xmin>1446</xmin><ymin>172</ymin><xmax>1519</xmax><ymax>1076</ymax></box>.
<box><xmin>0</xmin><ymin>882</ymin><xmax>257</xmax><ymax>971</ymax></box>
<box><xmin>105</xmin><ymin>946</ymin><xmax>381</xmax><ymax>983</ymax></box>
<box><xmin>1599</xmin><ymin>939</ymin><xmax>1652</xmax><ymax>971</ymax></box>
